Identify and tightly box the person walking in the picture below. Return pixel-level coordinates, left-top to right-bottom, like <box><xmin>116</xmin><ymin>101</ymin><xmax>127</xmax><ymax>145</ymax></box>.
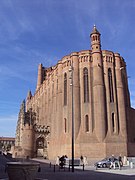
<box><xmin>118</xmin><ymin>154</ymin><xmax>123</xmax><ymax>169</ymax></box>
<box><xmin>55</xmin><ymin>156</ymin><xmax>60</xmax><ymax>166</ymax></box>
<box><xmin>83</xmin><ymin>156</ymin><xmax>88</xmax><ymax>166</ymax></box>
<box><xmin>80</xmin><ymin>155</ymin><xmax>83</xmax><ymax>165</ymax></box>
<box><xmin>109</xmin><ymin>154</ymin><xmax>116</xmax><ymax>169</ymax></box>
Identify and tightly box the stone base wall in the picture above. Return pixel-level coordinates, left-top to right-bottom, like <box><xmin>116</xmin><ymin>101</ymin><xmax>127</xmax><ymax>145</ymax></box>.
<box><xmin>13</xmin><ymin>146</ymin><xmax>23</xmax><ymax>158</ymax></box>
<box><xmin>127</xmin><ymin>143</ymin><xmax>135</xmax><ymax>156</ymax></box>
<box><xmin>106</xmin><ymin>142</ymin><xmax>128</xmax><ymax>157</ymax></box>
<box><xmin>13</xmin><ymin>146</ymin><xmax>33</xmax><ymax>159</ymax></box>
<box><xmin>76</xmin><ymin>143</ymin><xmax>106</xmax><ymax>158</ymax></box>
<box><xmin>48</xmin><ymin>142</ymin><xmax>106</xmax><ymax>160</ymax></box>
<box><xmin>14</xmin><ymin>141</ymin><xmax>135</xmax><ymax>160</ymax></box>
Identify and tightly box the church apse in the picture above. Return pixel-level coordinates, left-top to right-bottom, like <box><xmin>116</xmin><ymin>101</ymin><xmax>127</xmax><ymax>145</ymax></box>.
<box><xmin>15</xmin><ymin>26</ymin><xmax>135</xmax><ymax>159</ymax></box>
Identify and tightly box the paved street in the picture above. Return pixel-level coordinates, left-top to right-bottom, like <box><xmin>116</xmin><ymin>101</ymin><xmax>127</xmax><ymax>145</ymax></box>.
<box><xmin>1</xmin><ymin>157</ymin><xmax>135</xmax><ymax>180</ymax></box>
<box><xmin>35</xmin><ymin>161</ymin><xmax>135</xmax><ymax>180</ymax></box>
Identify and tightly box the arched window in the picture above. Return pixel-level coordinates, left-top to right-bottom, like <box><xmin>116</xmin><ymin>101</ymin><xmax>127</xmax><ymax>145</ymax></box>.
<box><xmin>52</xmin><ymin>83</ymin><xmax>54</xmax><ymax>96</ymax></box>
<box><xmin>48</xmin><ymin>87</ymin><xmax>50</xmax><ymax>99</ymax></box>
<box><xmin>108</xmin><ymin>68</ymin><xmax>114</xmax><ymax>102</ymax></box>
<box><xmin>85</xmin><ymin>115</ymin><xmax>89</xmax><ymax>132</ymax></box>
<box><xmin>57</xmin><ymin>79</ymin><xmax>58</xmax><ymax>92</ymax></box>
<box><xmin>112</xmin><ymin>113</ymin><xmax>115</xmax><ymax>132</ymax></box>
<box><xmin>64</xmin><ymin>73</ymin><xmax>67</xmax><ymax>105</ymax></box>
<box><xmin>83</xmin><ymin>68</ymin><xmax>89</xmax><ymax>103</ymax></box>
<box><xmin>64</xmin><ymin>118</ymin><xmax>67</xmax><ymax>133</ymax></box>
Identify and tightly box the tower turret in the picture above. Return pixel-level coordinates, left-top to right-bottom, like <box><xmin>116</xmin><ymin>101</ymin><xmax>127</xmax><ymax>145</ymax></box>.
<box><xmin>115</xmin><ymin>53</ymin><xmax>127</xmax><ymax>139</ymax></box>
<box><xmin>15</xmin><ymin>100</ymin><xmax>25</xmax><ymax>147</ymax></box>
<box><xmin>90</xmin><ymin>25</ymin><xmax>106</xmax><ymax>142</ymax></box>
<box><xmin>90</xmin><ymin>25</ymin><xmax>101</xmax><ymax>52</ymax></box>
<box><xmin>36</xmin><ymin>63</ymin><xmax>43</xmax><ymax>90</ymax></box>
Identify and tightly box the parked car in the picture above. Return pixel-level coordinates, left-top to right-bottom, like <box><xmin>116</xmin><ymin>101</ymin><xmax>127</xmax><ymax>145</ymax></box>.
<box><xmin>94</xmin><ymin>157</ymin><xmax>119</xmax><ymax>168</ymax></box>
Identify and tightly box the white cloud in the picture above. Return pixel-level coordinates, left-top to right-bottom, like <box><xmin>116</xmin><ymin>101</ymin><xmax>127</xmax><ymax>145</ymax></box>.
<box><xmin>0</xmin><ymin>1</ymin><xmax>37</xmax><ymax>42</ymax></box>
<box><xmin>0</xmin><ymin>114</ymin><xmax>17</xmax><ymax>123</ymax></box>
<box><xmin>0</xmin><ymin>114</ymin><xmax>17</xmax><ymax>137</ymax></box>
<box><xmin>0</xmin><ymin>65</ymin><xmax>29</xmax><ymax>83</ymax></box>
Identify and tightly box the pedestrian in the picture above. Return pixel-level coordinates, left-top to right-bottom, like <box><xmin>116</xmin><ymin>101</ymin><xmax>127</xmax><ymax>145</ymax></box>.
<box><xmin>64</xmin><ymin>155</ymin><xmax>68</xmax><ymax>165</ymax></box>
<box><xmin>55</xmin><ymin>156</ymin><xmax>60</xmax><ymax>165</ymax></box>
<box><xmin>80</xmin><ymin>155</ymin><xmax>83</xmax><ymax>165</ymax></box>
<box><xmin>59</xmin><ymin>155</ymin><xmax>65</xmax><ymax>168</ymax></box>
<box><xmin>80</xmin><ymin>155</ymin><xmax>83</xmax><ymax>162</ymax></box>
<box><xmin>83</xmin><ymin>156</ymin><xmax>88</xmax><ymax>166</ymax></box>
<box><xmin>109</xmin><ymin>154</ymin><xmax>116</xmax><ymax>169</ymax></box>
<box><xmin>118</xmin><ymin>154</ymin><xmax>123</xmax><ymax>169</ymax></box>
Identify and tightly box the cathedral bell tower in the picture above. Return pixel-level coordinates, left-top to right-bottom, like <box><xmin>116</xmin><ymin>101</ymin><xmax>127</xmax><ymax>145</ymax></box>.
<box><xmin>90</xmin><ymin>25</ymin><xmax>106</xmax><ymax>142</ymax></box>
<box><xmin>90</xmin><ymin>25</ymin><xmax>101</xmax><ymax>53</ymax></box>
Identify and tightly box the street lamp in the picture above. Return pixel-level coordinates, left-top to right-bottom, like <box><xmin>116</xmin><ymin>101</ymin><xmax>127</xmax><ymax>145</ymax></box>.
<box><xmin>69</xmin><ymin>60</ymin><xmax>74</xmax><ymax>172</ymax></box>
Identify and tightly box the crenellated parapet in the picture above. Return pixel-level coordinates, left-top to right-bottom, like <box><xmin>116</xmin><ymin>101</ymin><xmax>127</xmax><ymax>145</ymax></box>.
<box><xmin>33</xmin><ymin>124</ymin><xmax>50</xmax><ymax>134</ymax></box>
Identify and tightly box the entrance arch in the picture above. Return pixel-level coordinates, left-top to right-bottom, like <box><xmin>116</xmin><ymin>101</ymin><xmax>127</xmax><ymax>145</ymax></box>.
<box><xmin>36</xmin><ymin>136</ymin><xmax>48</xmax><ymax>158</ymax></box>
<box><xmin>36</xmin><ymin>137</ymin><xmax>44</xmax><ymax>157</ymax></box>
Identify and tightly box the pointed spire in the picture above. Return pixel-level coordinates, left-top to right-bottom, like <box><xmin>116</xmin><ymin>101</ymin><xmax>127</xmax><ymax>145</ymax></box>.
<box><xmin>27</xmin><ymin>90</ymin><xmax>32</xmax><ymax>100</ymax></box>
<box><xmin>90</xmin><ymin>25</ymin><xmax>100</xmax><ymax>36</ymax></box>
<box><xmin>20</xmin><ymin>99</ymin><xmax>25</xmax><ymax>114</ymax></box>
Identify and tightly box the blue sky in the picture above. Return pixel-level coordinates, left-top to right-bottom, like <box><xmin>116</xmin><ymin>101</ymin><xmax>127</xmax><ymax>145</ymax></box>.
<box><xmin>0</xmin><ymin>0</ymin><xmax>135</xmax><ymax>137</ymax></box>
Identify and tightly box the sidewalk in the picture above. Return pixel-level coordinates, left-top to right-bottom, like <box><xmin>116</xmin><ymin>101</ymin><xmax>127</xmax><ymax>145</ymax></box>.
<box><xmin>33</xmin><ymin>158</ymin><xmax>135</xmax><ymax>179</ymax></box>
<box><xmin>1</xmin><ymin>157</ymin><xmax>135</xmax><ymax>180</ymax></box>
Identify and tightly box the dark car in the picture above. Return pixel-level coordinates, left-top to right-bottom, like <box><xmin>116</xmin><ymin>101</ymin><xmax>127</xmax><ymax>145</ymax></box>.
<box><xmin>94</xmin><ymin>157</ymin><xmax>119</xmax><ymax>168</ymax></box>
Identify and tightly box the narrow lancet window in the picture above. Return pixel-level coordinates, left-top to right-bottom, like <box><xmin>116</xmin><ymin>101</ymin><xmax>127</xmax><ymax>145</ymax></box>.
<box><xmin>112</xmin><ymin>113</ymin><xmax>115</xmax><ymax>132</ymax></box>
<box><xmin>64</xmin><ymin>73</ymin><xmax>67</xmax><ymax>105</ymax></box>
<box><xmin>57</xmin><ymin>79</ymin><xmax>58</xmax><ymax>92</ymax></box>
<box><xmin>83</xmin><ymin>67</ymin><xmax>89</xmax><ymax>103</ymax></box>
<box><xmin>108</xmin><ymin>68</ymin><xmax>114</xmax><ymax>102</ymax></box>
<box><xmin>52</xmin><ymin>83</ymin><xmax>54</xmax><ymax>97</ymax></box>
<box><xmin>64</xmin><ymin>118</ymin><xmax>67</xmax><ymax>133</ymax></box>
<box><xmin>85</xmin><ymin>115</ymin><xmax>89</xmax><ymax>132</ymax></box>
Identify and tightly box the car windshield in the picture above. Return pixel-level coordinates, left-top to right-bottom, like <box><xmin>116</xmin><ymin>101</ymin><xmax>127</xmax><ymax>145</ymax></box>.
<box><xmin>101</xmin><ymin>158</ymin><xmax>109</xmax><ymax>161</ymax></box>
<box><xmin>105</xmin><ymin>157</ymin><xmax>118</xmax><ymax>161</ymax></box>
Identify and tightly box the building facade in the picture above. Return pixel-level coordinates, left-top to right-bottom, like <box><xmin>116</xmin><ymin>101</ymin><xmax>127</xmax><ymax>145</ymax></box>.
<box><xmin>14</xmin><ymin>26</ymin><xmax>135</xmax><ymax>159</ymax></box>
<box><xmin>0</xmin><ymin>137</ymin><xmax>15</xmax><ymax>153</ymax></box>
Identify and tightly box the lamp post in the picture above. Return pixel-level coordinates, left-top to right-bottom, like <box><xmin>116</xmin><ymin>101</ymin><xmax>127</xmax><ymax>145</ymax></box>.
<box><xmin>69</xmin><ymin>60</ymin><xmax>74</xmax><ymax>172</ymax></box>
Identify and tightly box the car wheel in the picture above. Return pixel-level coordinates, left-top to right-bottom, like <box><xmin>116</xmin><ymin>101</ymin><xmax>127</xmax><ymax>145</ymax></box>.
<box><xmin>102</xmin><ymin>163</ymin><xmax>107</xmax><ymax>168</ymax></box>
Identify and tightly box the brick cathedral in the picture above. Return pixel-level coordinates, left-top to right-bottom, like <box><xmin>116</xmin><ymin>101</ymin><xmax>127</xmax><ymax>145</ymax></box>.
<box><xmin>14</xmin><ymin>26</ymin><xmax>135</xmax><ymax>159</ymax></box>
